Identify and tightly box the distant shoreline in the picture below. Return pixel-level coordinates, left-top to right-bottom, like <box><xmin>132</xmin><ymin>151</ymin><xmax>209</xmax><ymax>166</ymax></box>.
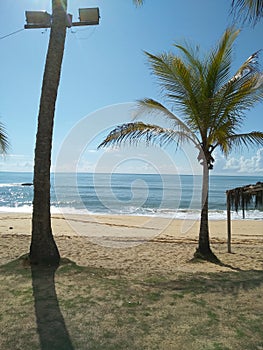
<box><xmin>0</xmin><ymin>207</ymin><xmax>262</xmax><ymax>221</ymax></box>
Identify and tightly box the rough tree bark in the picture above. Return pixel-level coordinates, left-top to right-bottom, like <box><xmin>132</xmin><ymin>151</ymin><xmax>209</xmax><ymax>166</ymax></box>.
<box><xmin>30</xmin><ymin>0</ymin><xmax>68</xmax><ymax>265</ymax></box>
<box><xmin>195</xmin><ymin>156</ymin><xmax>218</xmax><ymax>262</ymax></box>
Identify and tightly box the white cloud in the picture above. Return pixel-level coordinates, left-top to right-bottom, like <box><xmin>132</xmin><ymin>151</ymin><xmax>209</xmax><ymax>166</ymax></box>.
<box><xmin>223</xmin><ymin>148</ymin><xmax>263</xmax><ymax>174</ymax></box>
<box><xmin>0</xmin><ymin>154</ymin><xmax>33</xmax><ymax>172</ymax></box>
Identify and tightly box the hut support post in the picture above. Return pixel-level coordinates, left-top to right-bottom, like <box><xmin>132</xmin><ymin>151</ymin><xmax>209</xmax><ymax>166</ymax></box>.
<box><xmin>241</xmin><ymin>195</ymin><xmax>245</xmax><ymax>219</ymax></box>
<box><xmin>226</xmin><ymin>191</ymin><xmax>231</xmax><ymax>253</ymax></box>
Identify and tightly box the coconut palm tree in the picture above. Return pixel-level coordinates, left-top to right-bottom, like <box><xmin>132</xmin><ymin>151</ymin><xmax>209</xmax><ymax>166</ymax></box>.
<box><xmin>231</xmin><ymin>0</ymin><xmax>263</xmax><ymax>26</ymax></box>
<box><xmin>0</xmin><ymin>121</ymin><xmax>9</xmax><ymax>154</ymax></box>
<box><xmin>98</xmin><ymin>27</ymin><xmax>263</xmax><ymax>261</ymax></box>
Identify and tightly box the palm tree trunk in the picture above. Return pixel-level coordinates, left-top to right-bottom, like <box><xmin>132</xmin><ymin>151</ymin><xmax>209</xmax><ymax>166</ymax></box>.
<box><xmin>195</xmin><ymin>162</ymin><xmax>214</xmax><ymax>259</ymax></box>
<box><xmin>199</xmin><ymin>163</ymin><xmax>211</xmax><ymax>252</ymax></box>
<box><xmin>30</xmin><ymin>0</ymin><xmax>68</xmax><ymax>265</ymax></box>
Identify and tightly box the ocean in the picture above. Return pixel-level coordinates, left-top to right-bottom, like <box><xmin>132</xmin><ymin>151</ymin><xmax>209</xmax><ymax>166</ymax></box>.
<box><xmin>0</xmin><ymin>172</ymin><xmax>262</xmax><ymax>220</ymax></box>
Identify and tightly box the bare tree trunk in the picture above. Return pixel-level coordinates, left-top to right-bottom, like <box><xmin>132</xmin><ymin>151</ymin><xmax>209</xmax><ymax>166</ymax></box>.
<box><xmin>194</xmin><ymin>161</ymin><xmax>218</xmax><ymax>261</ymax></box>
<box><xmin>30</xmin><ymin>0</ymin><xmax>68</xmax><ymax>265</ymax></box>
<box><xmin>198</xmin><ymin>162</ymin><xmax>211</xmax><ymax>253</ymax></box>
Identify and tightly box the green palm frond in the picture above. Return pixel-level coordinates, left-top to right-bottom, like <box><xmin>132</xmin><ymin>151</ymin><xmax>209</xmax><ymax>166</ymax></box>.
<box><xmin>209</xmin><ymin>50</ymin><xmax>263</xmax><ymax>139</ymax></box>
<box><xmin>221</xmin><ymin>131</ymin><xmax>263</xmax><ymax>154</ymax></box>
<box><xmin>206</xmin><ymin>28</ymin><xmax>239</xmax><ymax>96</ymax></box>
<box><xmin>145</xmin><ymin>50</ymin><xmax>206</xmax><ymax>136</ymax></box>
<box><xmin>134</xmin><ymin>98</ymin><xmax>199</xmax><ymax>145</ymax></box>
<box><xmin>98</xmin><ymin>122</ymin><xmax>194</xmax><ymax>150</ymax></box>
<box><xmin>0</xmin><ymin>121</ymin><xmax>9</xmax><ymax>154</ymax></box>
<box><xmin>231</xmin><ymin>0</ymin><xmax>263</xmax><ymax>26</ymax></box>
<box><xmin>221</xmin><ymin>50</ymin><xmax>262</xmax><ymax>97</ymax></box>
<box><xmin>145</xmin><ymin>51</ymin><xmax>200</xmax><ymax>111</ymax></box>
<box><xmin>174</xmin><ymin>43</ymin><xmax>204</xmax><ymax>77</ymax></box>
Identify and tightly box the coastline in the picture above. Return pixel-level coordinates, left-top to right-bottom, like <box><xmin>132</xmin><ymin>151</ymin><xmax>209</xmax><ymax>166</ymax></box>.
<box><xmin>0</xmin><ymin>213</ymin><xmax>262</xmax><ymax>274</ymax></box>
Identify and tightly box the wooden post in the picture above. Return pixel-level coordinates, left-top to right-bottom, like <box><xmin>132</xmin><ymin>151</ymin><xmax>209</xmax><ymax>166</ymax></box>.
<box><xmin>241</xmin><ymin>193</ymin><xmax>245</xmax><ymax>219</ymax></box>
<box><xmin>226</xmin><ymin>191</ymin><xmax>231</xmax><ymax>253</ymax></box>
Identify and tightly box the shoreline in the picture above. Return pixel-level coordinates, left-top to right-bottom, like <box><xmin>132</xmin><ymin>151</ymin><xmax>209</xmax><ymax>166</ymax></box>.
<box><xmin>0</xmin><ymin>208</ymin><xmax>262</xmax><ymax>221</ymax></box>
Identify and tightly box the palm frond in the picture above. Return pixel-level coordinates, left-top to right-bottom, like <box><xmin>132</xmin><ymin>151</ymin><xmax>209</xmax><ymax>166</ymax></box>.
<box><xmin>133</xmin><ymin>98</ymin><xmax>199</xmax><ymax>145</ymax></box>
<box><xmin>209</xmin><ymin>50</ymin><xmax>263</xmax><ymax>138</ymax></box>
<box><xmin>231</xmin><ymin>50</ymin><xmax>261</xmax><ymax>83</ymax></box>
<box><xmin>0</xmin><ymin>121</ymin><xmax>9</xmax><ymax>154</ymax></box>
<box><xmin>223</xmin><ymin>131</ymin><xmax>263</xmax><ymax>153</ymax></box>
<box><xmin>145</xmin><ymin>51</ymin><xmax>200</xmax><ymax>113</ymax></box>
<box><xmin>145</xmin><ymin>50</ymin><xmax>208</xmax><ymax>137</ymax></box>
<box><xmin>97</xmin><ymin>122</ymin><xmax>194</xmax><ymax>150</ymax></box>
<box><xmin>174</xmin><ymin>43</ymin><xmax>203</xmax><ymax>76</ymax></box>
<box><xmin>214</xmin><ymin>51</ymin><xmax>262</xmax><ymax>118</ymax></box>
<box><xmin>206</xmin><ymin>28</ymin><xmax>239</xmax><ymax>96</ymax></box>
<box><xmin>231</xmin><ymin>0</ymin><xmax>263</xmax><ymax>26</ymax></box>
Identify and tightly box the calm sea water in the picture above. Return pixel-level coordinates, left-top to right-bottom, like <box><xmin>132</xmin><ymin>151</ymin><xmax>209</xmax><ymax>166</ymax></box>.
<box><xmin>0</xmin><ymin>172</ymin><xmax>262</xmax><ymax>220</ymax></box>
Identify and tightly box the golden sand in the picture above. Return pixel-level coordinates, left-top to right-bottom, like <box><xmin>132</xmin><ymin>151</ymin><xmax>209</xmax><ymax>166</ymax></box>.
<box><xmin>0</xmin><ymin>213</ymin><xmax>262</xmax><ymax>275</ymax></box>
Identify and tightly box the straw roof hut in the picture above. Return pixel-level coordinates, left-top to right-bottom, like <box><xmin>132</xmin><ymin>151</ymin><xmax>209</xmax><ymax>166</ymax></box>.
<box><xmin>226</xmin><ymin>182</ymin><xmax>263</xmax><ymax>252</ymax></box>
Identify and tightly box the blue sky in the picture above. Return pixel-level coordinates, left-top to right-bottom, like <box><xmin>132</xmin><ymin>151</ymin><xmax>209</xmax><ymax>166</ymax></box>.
<box><xmin>0</xmin><ymin>0</ymin><xmax>262</xmax><ymax>176</ymax></box>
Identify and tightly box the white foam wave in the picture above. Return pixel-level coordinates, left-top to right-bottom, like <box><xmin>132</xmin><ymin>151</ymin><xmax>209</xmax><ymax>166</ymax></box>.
<box><xmin>0</xmin><ymin>205</ymin><xmax>262</xmax><ymax>221</ymax></box>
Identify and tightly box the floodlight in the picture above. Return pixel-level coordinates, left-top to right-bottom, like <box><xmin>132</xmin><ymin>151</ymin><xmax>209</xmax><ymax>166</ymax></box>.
<box><xmin>78</xmin><ymin>8</ymin><xmax>100</xmax><ymax>25</ymax></box>
<box><xmin>25</xmin><ymin>11</ymin><xmax>51</xmax><ymax>29</ymax></box>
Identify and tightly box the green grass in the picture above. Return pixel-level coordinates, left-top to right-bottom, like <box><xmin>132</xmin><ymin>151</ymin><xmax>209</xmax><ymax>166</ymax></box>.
<box><xmin>0</xmin><ymin>256</ymin><xmax>263</xmax><ymax>350</ymax></box>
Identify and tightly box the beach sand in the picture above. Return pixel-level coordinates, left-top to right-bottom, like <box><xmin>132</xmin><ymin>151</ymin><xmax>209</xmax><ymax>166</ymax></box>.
<box><xmin>0</xmin><ymin>213</ymin><xmax>262</xmax><ymax>274</ymax></box>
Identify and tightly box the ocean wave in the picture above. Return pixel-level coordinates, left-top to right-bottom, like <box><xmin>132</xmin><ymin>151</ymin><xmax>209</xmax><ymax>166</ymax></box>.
<box><xmin>0</xmin><ymin>205</ymin><xmax>262</xmax><ymax>221</ymax></box>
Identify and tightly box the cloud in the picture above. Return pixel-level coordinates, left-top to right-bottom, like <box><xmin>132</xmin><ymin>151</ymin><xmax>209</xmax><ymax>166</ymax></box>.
<box><xmin>0</xmin><ymin>154</ymin><xmax>33</xmax><ymax>172</ymax></box>
<box><xmin>223</xmin><ymin>148</ymin><xmax>263</xmax><ymax>174</ymax></box>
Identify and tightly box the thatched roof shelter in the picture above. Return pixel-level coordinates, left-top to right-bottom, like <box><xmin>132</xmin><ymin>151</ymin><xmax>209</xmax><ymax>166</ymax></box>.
<box><xmin>226</xmin><ymin>182</ymin><xmax>263</xmax><ymax>253</ymax></box>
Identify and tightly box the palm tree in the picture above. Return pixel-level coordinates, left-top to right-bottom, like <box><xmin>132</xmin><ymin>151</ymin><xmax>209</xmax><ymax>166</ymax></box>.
<box><xmin>231</xmin><ymin>0</ymin><xmax>263</xmax><ymax>26</ymax></box>
<box><xmin>0</xmin><ymin>120</ymin><xmax>9</xmax><ymax>154</ymax></box>
<box><xmin>98</xmin><ymin>27</ymin><xmax>263</xmax><ymax>261</ymax></box>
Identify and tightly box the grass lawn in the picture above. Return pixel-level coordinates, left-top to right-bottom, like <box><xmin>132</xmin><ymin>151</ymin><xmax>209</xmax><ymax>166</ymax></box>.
<box><xmin>0</xmin><ymin>256</ymin><xmax>262</xmax><ymax>350</ymax></box>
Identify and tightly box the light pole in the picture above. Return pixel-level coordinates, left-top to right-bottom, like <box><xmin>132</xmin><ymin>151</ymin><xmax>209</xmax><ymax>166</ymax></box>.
<box><xmin>25</xmin><ymin>1</ymin><xmax>100</xmax><ymax>266</ymax></box>
<box><xmin>24</xmin><ymin>7</ymin><xmax>100</xmax><ymax>29</ymax></box>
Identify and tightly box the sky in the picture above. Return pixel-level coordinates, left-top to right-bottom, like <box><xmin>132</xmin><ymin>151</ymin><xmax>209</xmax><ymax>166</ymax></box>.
<box><xmin>0</xmin><ymin>0</ymin><xmax>262</xmax><ymax>176</ymax></box>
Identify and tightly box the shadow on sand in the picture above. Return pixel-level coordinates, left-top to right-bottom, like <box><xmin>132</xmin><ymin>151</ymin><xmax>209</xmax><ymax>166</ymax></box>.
<box><xmin>30</xmin><ymin>263</ymin><xmax>74</xmax><ymax>350</ymax></box>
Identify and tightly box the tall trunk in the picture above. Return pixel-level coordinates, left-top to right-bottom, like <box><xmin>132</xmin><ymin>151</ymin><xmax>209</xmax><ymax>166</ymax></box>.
<box><xmin>195</xmin><ymin>161</ymin><xmax>214</xmax><ymax>259</ymax></box>
<box><xmin>30</xmin><ymin>0</ymin><xmax>68</xmax><ymax>265</ymax></box>
<box><xmin>194</xmin><ymin>154</ymin><xmax>220</xmax><ymax>264</ymax></box>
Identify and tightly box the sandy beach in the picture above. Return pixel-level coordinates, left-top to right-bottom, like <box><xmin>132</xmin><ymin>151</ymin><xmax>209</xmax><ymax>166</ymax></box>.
<box><xmin>0</xmin><ymin>213</ymin><xmax>263</xmax><ymax>349</ymax></box>
<box><xmin>0</xmin><ymin>213</ymin><xmax>262</xmax><ymax>274</ymax></box>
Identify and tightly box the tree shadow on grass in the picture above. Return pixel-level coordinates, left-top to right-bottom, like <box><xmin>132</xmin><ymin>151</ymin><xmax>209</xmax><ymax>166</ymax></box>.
<box><xmin>146</xmin><ymin>269</ymin><xmax>263</xmax><ymax>296</ymax></box>
<box><xmin>31</xmin><ymin>262</ymin><xmax>74</xmax><ymax>350</ymax></box>
<box><xmin>0</xmin><ymin>256</ymin><xmax>74</xmax><ymax>350</ymax></box>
